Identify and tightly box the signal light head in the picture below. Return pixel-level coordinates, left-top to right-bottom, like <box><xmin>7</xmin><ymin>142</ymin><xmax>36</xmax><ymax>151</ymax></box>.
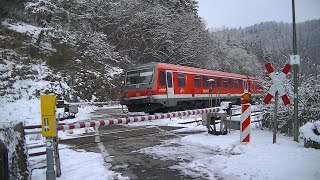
<box><xmin>241</xmin><ymin>93</ymin><xmax>251</xmax><ymax>104</ymax></box>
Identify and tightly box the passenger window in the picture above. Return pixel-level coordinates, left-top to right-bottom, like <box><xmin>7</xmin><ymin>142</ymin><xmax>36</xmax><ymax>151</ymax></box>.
<box><xmin>209</xmin><ymin>76</ymin><xmax>215</xmax><ymax>88</ymax></box>
<box><xmin>178</xmin><ymin>73</ymin><xmax>185</xmax><ymax>86</ymax></box>
<box><xmin>202</xmin><ymin>75</ymin><xmax>209</xmax><ymax>87</ymax></box>
<box><xmin>217</xmin><ymin>77</ymin><xmax>221</xmax><ymax>87</ymax></box>
<box><xmin>238</xmin><ymin>80</ymin><xmax>243</xmax><ymax>88</ymax></box>
<box><xmin>234</xmin><ymin>80</ymin><xmax>238</xmax><ymax>88</ymax></box>
<box><xmin>223</xmin><ymin>79</ymin><xmax>228</xmax><ymax>87</ymax></box>
<box><xmin>194</xmin><ymin>75</ymin><xmax>200</xmax><ymax>87</ymax></box>
<box><xmin>229</xmin><ymin>79</ymin><xmax>233</xmax><ymax>88</ymax></box>
<box><xmin>159</xmin><ymin>71</ymin><xmax>166</xmax><ymax>86</ymax></box>
<box><xmin>252</xmin><ymin>82</ymin><xmax>256</xmax><ymax>90</ymax></box>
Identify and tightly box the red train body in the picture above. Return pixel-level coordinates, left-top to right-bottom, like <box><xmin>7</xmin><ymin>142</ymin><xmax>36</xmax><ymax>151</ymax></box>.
<box><xmin>120</xmin><ymin>63</ymin><xmax>262</xmax><ymax>113</ymax></box>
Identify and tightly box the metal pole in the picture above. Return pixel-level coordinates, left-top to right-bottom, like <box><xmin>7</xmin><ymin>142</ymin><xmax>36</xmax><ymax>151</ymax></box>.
<box><xmin>273</xmin><ymin>91</ymin><xmax>278</xmax><ymax>144</ymax></box>
<box><xmin>46</xmin><ymin>138</ymin><xmax>56</xmax><ymax>180</ymax></box>
<box><xmin>229</xmin><ymin>109</ymin><xmax>231</xmax><ymax>134</ymax></box>
<box><xmin>55</xmin><ymin>116</ymin><xmax>61</xmax><ymax>177</ymax></box>
<box><xmin>292</xmin><ymin>0</ymin><xmax>299</xmax><ymax>141</ymax></box>
<box><xmin>209</xmin><ymin>83</ymin><xmax>213</xmax><ymax>107</ymax></box>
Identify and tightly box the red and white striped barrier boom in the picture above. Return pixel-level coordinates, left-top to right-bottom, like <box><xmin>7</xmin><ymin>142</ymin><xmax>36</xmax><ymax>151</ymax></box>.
<box><xmin>57</xmin><ymin>107</ymin><xmax>221</xmax><ymax>131</ymax></box>
<box><xmin>263</xmin><ymin>63</ymin><xmax>291</xmax><ymax>105</ymax></box>
<box><xmin>240</xmin><ymin>104</ymin><xmax>251</xmax><ymax>144</ymax></box>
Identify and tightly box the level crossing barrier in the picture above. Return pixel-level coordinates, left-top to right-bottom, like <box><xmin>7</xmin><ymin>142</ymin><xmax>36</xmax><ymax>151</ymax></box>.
<box><xmin>57</xmin><ymin>107</ymin><xmax>221</xmax><ymax>131</ymax></box>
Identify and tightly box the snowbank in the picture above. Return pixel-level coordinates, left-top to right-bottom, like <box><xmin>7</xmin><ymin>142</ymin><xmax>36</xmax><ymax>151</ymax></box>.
<box><xmin>138</xmin><ymin>129</ymin><xmax>320</xmax><ymax>180</ymax></box>
<box><xmin>300</xmin><ymin>121</ymin><xmax>320</xmax><ymax>143</ymax></box>
<box><xmin>31</xmin><ymin>145</ymin><xmax>128</xmax><ymax>180</ymax></box>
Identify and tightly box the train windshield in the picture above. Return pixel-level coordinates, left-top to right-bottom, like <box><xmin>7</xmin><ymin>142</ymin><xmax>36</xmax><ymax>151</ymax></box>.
<box><xmin>125</xmin><ymin>68</ymin><xmax>154</xmax><ymax>86</ymax></box>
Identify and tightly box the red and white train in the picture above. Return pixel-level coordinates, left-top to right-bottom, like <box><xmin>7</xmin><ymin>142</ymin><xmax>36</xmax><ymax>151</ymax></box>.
<box><xmin>120</xmin><ymin>63</ymin><xmax>262</xmax><ymax>113</ymax></box>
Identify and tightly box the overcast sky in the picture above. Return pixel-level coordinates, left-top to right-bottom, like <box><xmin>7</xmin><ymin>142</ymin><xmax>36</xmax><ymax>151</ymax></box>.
<box><xmin>197</xmin><ymin>0</ymin><xmax>320</xmax><ymax>28</ymax></box>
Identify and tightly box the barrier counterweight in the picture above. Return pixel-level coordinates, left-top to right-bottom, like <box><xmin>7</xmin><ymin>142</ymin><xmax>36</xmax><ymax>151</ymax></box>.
<box><xmin>57</xmin><ymin>107</ymin><xmax>221</xmax><ymax>131</ymax></box>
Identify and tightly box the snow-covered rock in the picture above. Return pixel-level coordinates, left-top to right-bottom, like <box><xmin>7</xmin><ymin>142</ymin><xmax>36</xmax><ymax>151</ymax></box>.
<box><xmin>299</xmin><ymin>121</ymin><xmax>320</xmax><ymax>143</ymax></box>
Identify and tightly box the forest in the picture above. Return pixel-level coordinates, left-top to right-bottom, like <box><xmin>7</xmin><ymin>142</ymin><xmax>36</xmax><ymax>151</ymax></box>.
<box><xmin>0</xmin><ymin>0</ymin><xmax>319</xmax><ymax>108</ymax></box>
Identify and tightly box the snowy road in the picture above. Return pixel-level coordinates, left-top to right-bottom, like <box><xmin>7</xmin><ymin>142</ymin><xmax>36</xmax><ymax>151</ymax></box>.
<box><xmin>29</xmin><ymin>106</ymin><xmax>320</xmax><ymax>180</ymax></box>
<box><xmin>60</xmin><ymin>124</ymin><xmax>198</xmax><ymax>179</ymax></box>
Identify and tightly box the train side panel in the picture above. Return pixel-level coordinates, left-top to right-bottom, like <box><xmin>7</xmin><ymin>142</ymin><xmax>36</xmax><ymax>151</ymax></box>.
<box><xmin>120</xmin><ymin>63</ymin><xmax>263</xmax><ymax>113</ymax></box>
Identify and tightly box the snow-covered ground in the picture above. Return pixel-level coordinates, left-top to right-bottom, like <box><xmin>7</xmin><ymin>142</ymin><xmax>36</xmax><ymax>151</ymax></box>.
<box><xmin>31</xmin><ymin>144</ymin><xmax>128</xmax><ymax>180</ymax></box>
<box><xmin>138</xmin><ymin>128</ymin><xmax>320</xmax><ymax>180</ymax></box>
<box><xmin>0</xmin><ymin>96</ymin><xmax>319</xmax><ymax>180</ymax></box>
<box><xmin>0</xmin><ymin>95</ymin><xmax>319</xmax><ymax>180</ymax></box>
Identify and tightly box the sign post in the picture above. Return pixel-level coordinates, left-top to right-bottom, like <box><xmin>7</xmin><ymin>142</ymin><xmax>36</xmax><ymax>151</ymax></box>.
<box><xmin>40</xmin><ymin>94</ymin><xmax>57</xmax><ymax>180</ymax></box>
<box><xmin>273</xmin><ymin>91</ymin><xmax>278</xmax><ymax>144</ymax></box>
<box><xmin>263</xmin><ymin>63</ymin><xmax>291</xmax><ymax>143</ymax></box>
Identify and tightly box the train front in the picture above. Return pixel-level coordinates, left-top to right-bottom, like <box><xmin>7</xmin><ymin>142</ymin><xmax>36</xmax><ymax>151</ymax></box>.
<box><xmin>120</xmin><ymin>64</ymin><xmax>163</xmax><ymax>113</ymax></box>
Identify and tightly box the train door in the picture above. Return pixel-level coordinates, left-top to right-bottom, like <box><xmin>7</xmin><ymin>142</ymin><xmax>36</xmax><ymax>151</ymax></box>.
<box><xmin>243</xmin><ymin>80</ymin><xmax>248</xmax><ymax>93</ymax></box>
<box><xmin>166</xmin><ymin>71</ymin><xmax>174</xmax><ymax>98</ymax></box>
<box><xmin>165</xmin><ymin>71</ymin><xmax>175</xmax><ymax>107</ymax></box>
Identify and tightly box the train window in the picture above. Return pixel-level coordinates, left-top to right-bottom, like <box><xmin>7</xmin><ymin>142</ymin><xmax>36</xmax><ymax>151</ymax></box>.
<box><xmin>228</xmin><ymin>79</ymin><xmax>233</xmax><ymax>88</ymax></box>
<box><xmin>217</xmin><ymin>77</ymin><xmax>221</xmax><ymax>87</ymax></box>
<box><xmin>167</xmin><ymin>72</ymin><xmax>172</xmax><ymax>88</ymax></box>
<box><xmin>194</xmin><ymin>75</ymin><xmax>200</xmax><ymax>87</ymax></box>
<box><xmin>202</xmin><ymin>75</ymin><xmax>209</xmax><ymax>87</ymax></box>
<box><xmin>234</xmin><ymin>80</ymin><xmax>238</xmax><ymax>88</ymax></box>
<box><xmin>238</xmin><ymin>80</ymin><xmax>243</xmax><ymax>88</ymax></box>
<box><xmin>223</xmin><ymin>79</ymin><xmax>228</xmax><ymax>87</ymax></box>
<box><xmin>209</xmin><ymin>76</ymin><xmax>215</xmax><ymax>87</ymax></box>
<box><xmin>126</xmin><ymin>68</ymin><xmax>154</xmax><ymax>85</ymax></box>
<box><xmin>252</xmin><ymin>82</ymin><xmax>256</xmax><ymax>90</ymax></box>
<box><xmin>159</xmin><ymin>71</ymin><xmax>166</xmax><ymax>86</ymax></box>
<box><xmin>178</xmin><ymin>73</ymin><xmax>185</xmax><ymax>86</ymax></box>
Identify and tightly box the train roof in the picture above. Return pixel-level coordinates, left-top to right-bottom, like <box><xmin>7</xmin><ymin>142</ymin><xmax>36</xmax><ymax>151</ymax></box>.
<box><xmin>127</xmin><ymin>62</ymin><xmax>250</xmax><ymax>79</ymax></box>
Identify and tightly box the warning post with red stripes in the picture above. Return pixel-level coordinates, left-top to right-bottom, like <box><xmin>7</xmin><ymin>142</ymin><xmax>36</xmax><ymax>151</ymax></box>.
<box><xmin>240</xmin><ymin>103</ymin><xmax>251</xmax><ymax>144</ymax></box>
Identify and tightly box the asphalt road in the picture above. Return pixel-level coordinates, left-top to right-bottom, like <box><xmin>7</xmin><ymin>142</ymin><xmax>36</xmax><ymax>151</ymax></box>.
<box><xmin>60</xmin><ymin>107</ymin><xmax>202</xmax><ymax>180</ymax></box>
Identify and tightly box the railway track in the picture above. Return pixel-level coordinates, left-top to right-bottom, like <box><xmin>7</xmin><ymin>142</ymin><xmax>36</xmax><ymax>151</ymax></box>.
<box><xmin>26</xmin><ymin>106</ymin><xmax>264</xmax><ymax>179</ymax></box>
<box><xmin>59</xmin><ymin>125</ymin><xmax>185</xmax><ymax>148</ymax></box>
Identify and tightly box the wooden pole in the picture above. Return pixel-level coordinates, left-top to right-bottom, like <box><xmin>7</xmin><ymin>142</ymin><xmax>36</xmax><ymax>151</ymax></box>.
<box><xmin>273</xmin><ymin>91</ymin><xmax>279</xmax><ymax>144</ymax></box>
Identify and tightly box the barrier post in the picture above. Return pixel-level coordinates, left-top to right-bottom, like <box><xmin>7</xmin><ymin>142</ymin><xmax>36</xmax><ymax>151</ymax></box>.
<box><xmin>240</xmin><ymin>93</ymin><xmax>251</xmax><ymax>144</ymax></box>
<box><xmin>40</xmin><ymin>94</ymin><xmax>57</xmax><ymax>180</ymax></box>
<box><xmin>240</xmin><ymin>104</ymin><xmax>251</xmax><ymax>144</ymax></box>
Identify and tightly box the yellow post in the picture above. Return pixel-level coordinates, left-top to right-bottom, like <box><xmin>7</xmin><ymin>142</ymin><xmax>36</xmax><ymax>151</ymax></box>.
<box><xmin>40</xmin><ymin>94</ymin><xmax>57</xmax><ymax>180</ymax></box>
<box><xmin>40</xmin><ymin>94</ymin><xmax>56</xmax><ymax>137</ymax></box>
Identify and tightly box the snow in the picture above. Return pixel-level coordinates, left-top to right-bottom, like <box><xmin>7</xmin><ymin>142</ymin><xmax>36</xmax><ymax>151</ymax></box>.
<box><xmin>31</xmin><ymin>145</ymin><xmax>128</xmax><ymax>180</ymax></box>
<box><xmin>2</xmin><ymin>21</ymin><xmax>43</xmax><ymax>36</ymax></box>
<box><xmin>1</xmin><ymin>99</ymin><xmax>319</xmax><ymax>180</ymax></box>
<box><xmin>1</xmin><ymin>21</ymin><xmax>52</xmax><ymax>44</ymax></box>
<box><xmin>108</xmin><ymin>67</ymin><xmax>123</xmax><ymax>77</ymax></box>
<box><xmin>138</xmin><ymin>129</ymin><xmax>320</xmax><ymax>180</ymax></box>
<box><xmin>300</xmin><ymin>121</ymin><xmax>320</xmax><ymax>143</ymax></box>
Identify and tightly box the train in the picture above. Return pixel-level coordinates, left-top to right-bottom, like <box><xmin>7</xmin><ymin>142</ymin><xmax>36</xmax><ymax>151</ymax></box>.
<box><xmin>120</xmin><ymin>62</ymin><xmax>263</xmax><ymax>113</ymax></box>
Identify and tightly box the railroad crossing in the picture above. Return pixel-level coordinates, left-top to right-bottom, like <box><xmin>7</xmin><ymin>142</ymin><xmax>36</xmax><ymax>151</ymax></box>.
<box><xmin>22</xmin><ymin>94</ymin><xmax>262</xmax><ymax>180</ymax></box>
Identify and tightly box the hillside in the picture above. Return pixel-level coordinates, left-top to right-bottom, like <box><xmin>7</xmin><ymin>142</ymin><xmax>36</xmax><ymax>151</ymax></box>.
<box><xmin>0</xmin><ymin>0</ymin><xmax>266</xmax><ymax>103</ymax></box>
<box><xmin>227</xmin><ymin>20</ymin><xmax>320</xmax><ymax>74</ymax></box>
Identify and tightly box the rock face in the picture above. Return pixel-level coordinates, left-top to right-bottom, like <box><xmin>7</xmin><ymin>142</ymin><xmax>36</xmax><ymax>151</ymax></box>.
<box><xmin>0</xmin><ymin>123</ymin><xmax>30</xmax><ymax>180</ymax></box>
<box><xmin>0</xmin><ymin>141</ymin><xmax>9</xmax><ymax>180</ymax></box>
